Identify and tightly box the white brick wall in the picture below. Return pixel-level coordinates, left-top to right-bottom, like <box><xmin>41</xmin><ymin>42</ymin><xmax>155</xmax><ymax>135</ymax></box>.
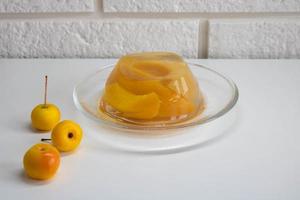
<box><xmin>0</xmin><ymin>0</ymin><xmax>94</xmax><ymax>13</ymax></box>
<box><xmin>209</xmin><ymin>20</ymin><xmax>300</xmax><ymax>59</ymax></box>
<box><xmin>0</xmin><ymin>20</ymin><xmax>198</xmax><ymax>58</ymax></box>
<box><xmin>0</xmin><ymin>0</ymin><xmax>300</xmax><ymax>58</ymax></box>
<box><xmin>104</xmin><ymin>0</ymin><xmax>300</xmax><ymax>12</ymax></box>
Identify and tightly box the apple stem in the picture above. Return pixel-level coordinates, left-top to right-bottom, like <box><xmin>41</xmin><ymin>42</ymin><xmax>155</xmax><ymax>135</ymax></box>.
<box><xmin>41</xmin><ymin>138</ymin><xmax>51</xmax><ymax>142</ymax></box>
<box><xmin>44</xmin><ymin>75</ymin><xmax>48</xmax><ymax>107</ymax></box>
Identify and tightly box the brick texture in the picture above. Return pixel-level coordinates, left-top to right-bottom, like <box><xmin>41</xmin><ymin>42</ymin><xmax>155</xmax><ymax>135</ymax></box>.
<box><xmin>0</xmin><ymin>0</ymin><xmax>94</xmax><ymax>13</ymax></box>
<box><xmin>0</xmin><ymin>20</ymin><xmax>199</xmax><ymax>58</ymax></box>
<box><xmin>209</xmin><ymin>20</ymin><xmax>300</xmax><ymax>58</ymax></box>
<box><xmin>104</xmin><ymin>0</ymin><xmax>300</xmax><ymax>12</ymax></box>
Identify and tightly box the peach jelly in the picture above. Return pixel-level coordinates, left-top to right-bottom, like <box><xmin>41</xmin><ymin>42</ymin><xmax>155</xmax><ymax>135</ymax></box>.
<box><xmin>100</xmin><ymin>52</ymin><xmax>204</xmax><ymax>123</ymax></box>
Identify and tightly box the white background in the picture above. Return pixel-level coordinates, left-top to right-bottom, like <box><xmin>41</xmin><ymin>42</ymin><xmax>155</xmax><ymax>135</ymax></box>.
<box><xmin>0</xmin><ymin>59</ymin><xmax>299</xmax><ymax>199</ymax></box>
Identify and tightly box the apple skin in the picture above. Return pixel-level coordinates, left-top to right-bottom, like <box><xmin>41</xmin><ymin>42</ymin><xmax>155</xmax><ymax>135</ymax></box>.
<box><xmin>51</xmin><ymin>120</ymin><xmax>83</xmax><ymax>152</ymax></box>
<box><xmin>23</xmin><ymin>143</ymin><xmax>60</xmax><ymax>180</ymax></box>
<box><xmin>31</xmin><ymin>104</ymin><xmax>60</xmax><ymax>131</ymax></box>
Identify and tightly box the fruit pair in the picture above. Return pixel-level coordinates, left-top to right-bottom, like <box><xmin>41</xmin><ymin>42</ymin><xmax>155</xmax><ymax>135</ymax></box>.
<box><xmin>31</xmin><ymin>102</ymin><xmax>82</xmax><ymax>152</ymax></box>
<box><xmin>23</xmin><ymin>120</ymin><xmax>83</xmax><ymax>181</ymax></box>
<box><xmin>25</xmin><ymin>119</ymin><xmax>83</xmax><ymax>181</ymax></box>
<box><xmin>30</xmin><ymin>76</ymin><xmax>82</xmax><ymax>152</ymax></box>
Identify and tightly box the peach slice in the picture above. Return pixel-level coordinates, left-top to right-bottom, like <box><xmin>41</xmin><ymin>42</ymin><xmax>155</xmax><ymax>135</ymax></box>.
<box><xmin>114</xmin><ymin>69</ymin><xmax>174</xmax><ymax>96</ymax></box>
<box><xmin>112</xmin><ymin>73</ymin><xmax>197</xmax><ymax>119</ymax></box>
<box><xmin>166</xmin><ymin>70</ymin><xmax>200</xmax><ymax>104</ymax></box>
<box><xmin>101</xmin><ymin>52</ymin><xmax>203</xmax><ymax>122</ymax></box>
<box><xmin>105</xmin><ymin>59</ymin><xmax>199</xmax><ymax>119</ymax></box>
<box><xmin>103</xmin><ymin>83</ymin><xmax>161</xmax><ymax>120</ymax></box>
<box><xmin>157</xmin><ymin>96</ymin><xmax>196</xmax><ymax>119</ymax></box>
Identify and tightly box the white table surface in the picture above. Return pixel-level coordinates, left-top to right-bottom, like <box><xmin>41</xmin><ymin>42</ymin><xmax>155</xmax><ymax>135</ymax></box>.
<box><xmin>0</xmin><ymin>59</ymin><xmax>300</xmax><ymax>200</ymax></box>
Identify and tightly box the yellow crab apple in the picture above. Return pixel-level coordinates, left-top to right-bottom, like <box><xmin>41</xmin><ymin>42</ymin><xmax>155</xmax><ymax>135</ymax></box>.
<box><xmin>31</xmin><ymin>76</ymin><xmax>60</xmax><ymax>131</ymax></box>
<box><xmin>51</xmin><ymin>120</ymin><xmax>83</xmax><ymax>152</ymax></box>
<box><xmin>23</xmin><ymin>143</ymin><xmax>60</xmax><ymax>180</ymax></box>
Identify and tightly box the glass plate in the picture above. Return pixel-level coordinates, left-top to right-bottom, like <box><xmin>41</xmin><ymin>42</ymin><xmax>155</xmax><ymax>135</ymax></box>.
<box><xmin>73</xmin><ymin>63</ymin><xmax>239</xmax><ymax>153</ymax></box>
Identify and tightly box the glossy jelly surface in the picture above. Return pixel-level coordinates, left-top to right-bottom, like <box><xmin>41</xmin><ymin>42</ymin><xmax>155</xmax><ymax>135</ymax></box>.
<box><xmin>100</xmin><ymin>52</ymin><xmax>205</xmax><ymax>124</ymax></box>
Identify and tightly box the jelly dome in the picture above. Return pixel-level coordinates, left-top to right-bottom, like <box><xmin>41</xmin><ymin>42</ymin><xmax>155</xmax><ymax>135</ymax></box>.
<box><xmin>100</xmin><ymin>52</ymin><xmax>205</xmax><ymax>124</ymax></box>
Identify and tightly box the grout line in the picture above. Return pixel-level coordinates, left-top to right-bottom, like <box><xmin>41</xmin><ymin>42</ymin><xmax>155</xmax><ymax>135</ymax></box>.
<box><xmin>95</xmin><ymin>0</ymin><xmax>103</xmax><ymax>16</ymax></box>
<box><xmin>202</xmin><ymin>20</ymin><xmax>209</xmax><ymax>58</ymax></box>
<box><xmin>197</xmin><ymin>21</ymin><xmax>203</xmax><ymax>58</ymax></box>
<box><xmin>101</xmin><ymin>12</ymin><xmax>300</xmax><ymax>19</ymax></box>
<box><xmin>205</xmin><ymin>21</ymin><xmax>209</xmax><ymax>59</ymax></box>
<box><xmin>198</xmin><ymin>20</ymin><xmax>209</xmax><ymax>59</ymax></box>
<box><xmin>0</xmin><ymin>11</ymin><xmax>300</xmax><ymax>20</ymax></box>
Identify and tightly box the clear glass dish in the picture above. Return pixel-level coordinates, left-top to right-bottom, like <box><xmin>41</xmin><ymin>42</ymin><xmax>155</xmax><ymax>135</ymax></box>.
<box><xmin>73</xmin><ymin>63</ymin><xmax>239</xmax><ymax>152</ymax></box>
